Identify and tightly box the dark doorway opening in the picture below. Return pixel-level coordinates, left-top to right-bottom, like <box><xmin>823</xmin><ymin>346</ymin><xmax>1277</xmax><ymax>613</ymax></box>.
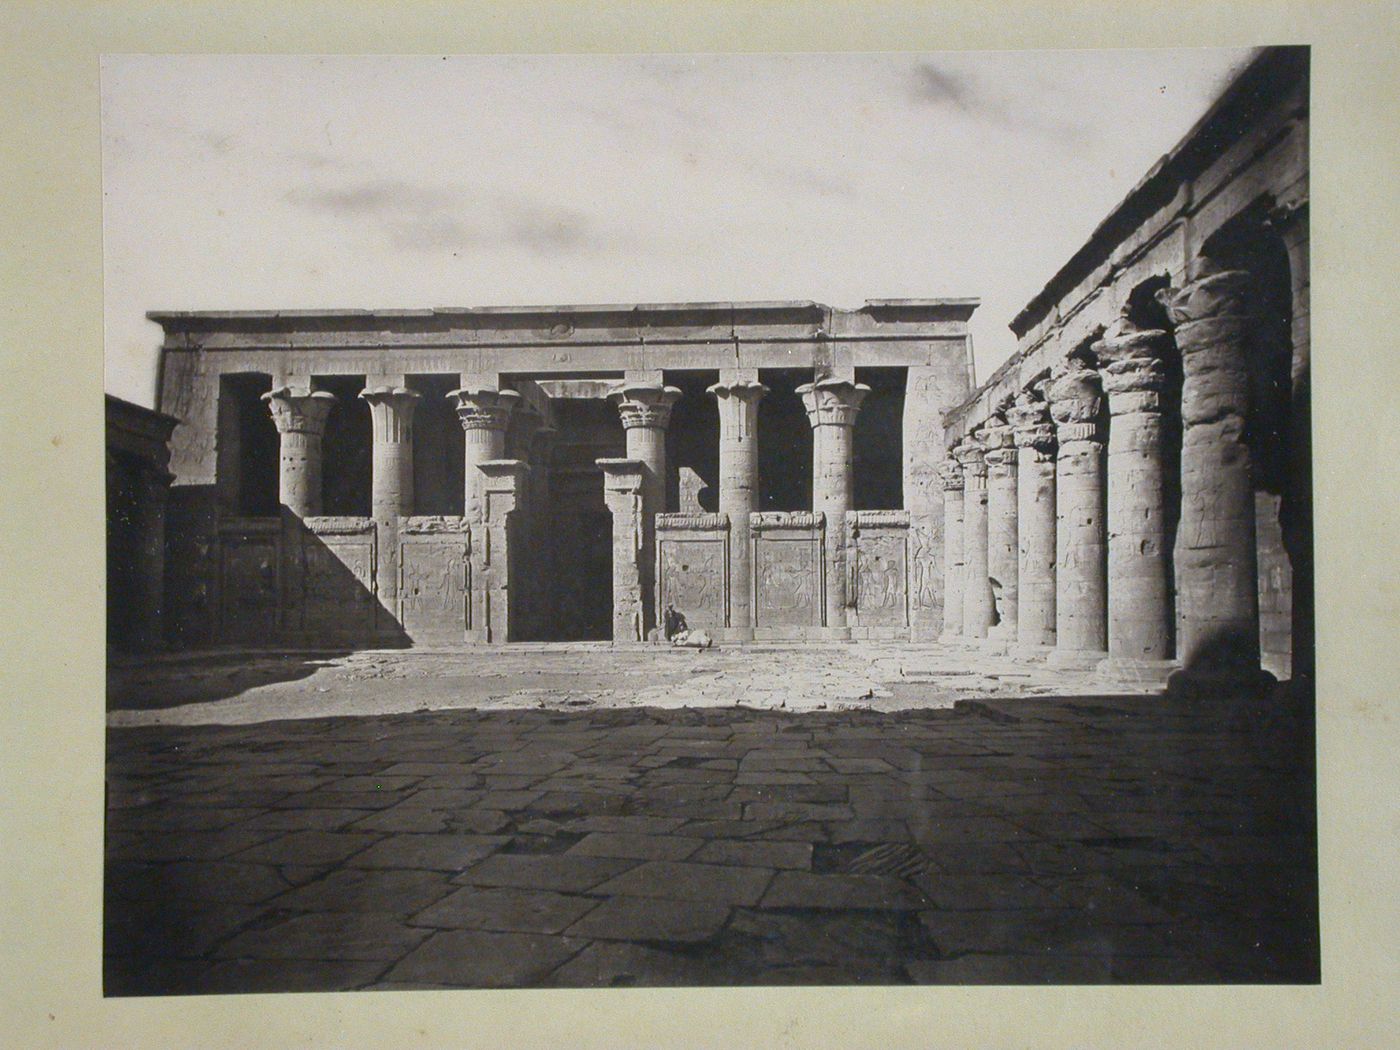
<box><xmin>408</xmin><ymin>374</ymin><xmax>466</xmax><ymax>516</ymax></box>
<box><xmin>665</xmin><ymin>370</ymin><xmax>720</xmax><ymax>513</ymax></box>
<box><xmin>757</xmin><ymin>369</ymin><xmax>813</xmax><ymax>512</ymax></box>
<box><xmin>313</xmin><ymin>375</ymin><xmax>372</xmax><ymax>516</ymax></box>
<box><xmin>854</xmin><ymin>366</ymin><xmax>907</xmax><ymax>510</ymax></box>
<box><xmin>221</xmin><ymin>372</ymin><xmax>278</xmax><ymax>517</ymax></box>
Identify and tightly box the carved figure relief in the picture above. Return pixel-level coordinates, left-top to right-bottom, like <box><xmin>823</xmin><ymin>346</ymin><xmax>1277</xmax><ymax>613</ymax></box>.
<box><xmin>660</xmin><ymin>539</ymin><xmax>724</xmax><ymax>624</ymax></box>
<box><xmin>755</xmin><ymin>540</ymin><xmax>820</xmax><ymax>626</ymax></box>
<box><xmin>853</xmin><ymin>533</ymin><xmax>908</xmax><ymax>625</ymax></box>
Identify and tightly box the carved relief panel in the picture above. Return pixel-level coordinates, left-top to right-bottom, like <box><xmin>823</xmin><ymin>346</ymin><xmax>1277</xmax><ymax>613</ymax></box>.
<box><xmin>399</xmin><ymin>517</ymin><xmax>470</xmax><ymax>642</ymax></box>
<box><xmin>656</xmin><ymin>516</ymin><xmax>728</xmax><ymax>631</ymax></box>
<box><xmin>299</xmin><ymin>518</ymin><xmax>377</xmax><ymax>638</ymax></box>
<box><xmin>751</xmin><ymin>513</ymin><xmax>824</xmax><ymax>629</ymax></box>
<box><xmin>219</xmin><ymin>530</ymin><xmax>280</xmax><ymax>643</ymax></box>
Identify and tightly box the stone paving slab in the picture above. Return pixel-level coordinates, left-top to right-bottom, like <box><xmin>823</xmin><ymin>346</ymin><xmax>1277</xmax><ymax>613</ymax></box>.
<box><xmin>104</xmin><ymin>668</ymin><xmax>1318</xmax><ymax>993</ymax></box>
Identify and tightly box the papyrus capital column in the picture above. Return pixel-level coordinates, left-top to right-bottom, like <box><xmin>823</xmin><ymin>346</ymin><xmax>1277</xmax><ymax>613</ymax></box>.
<box><xmin>610</xmin><ymin>383</ymin><xmax>682</xmax><ymax>638</ymax></box>
<box><xmin>1008</xmin><ymin>393</ymin><xmax>1057</xmax><ymax>650</ymax></box>
<box><xmin>709</xmin><ymin>375</ymin><xmax>767</xmax><ymax>637</ymax></box>
<box><xmin>938</xmin><ymin>458</ymin><xmax>966</xmax><ymax>642</ymax></box>
<box><xmin>1095</xmin><ymin>321</ymin><xmax>1174</xmax><ymax>675</ymax></box>
<box><xmin>798</xmin><ymin>377</ymin><xmax>870</xmax><ymax>635</ymax></box>
<box><xmin>448</xmin><ymin>385</ymin><xmax>520</xmax><ymax>525</ymax></box>
<box><xmin>953</xmin><ymin>436</ymin><xmax>991</xmax><ymax>639</ymax></box>
<box><xmin>597</xmin><ymin>458</ymin><xmax>647</xmax><ymax>642</ymax></box>
<box><xmin>1046</xmin><ymin>360</ymin><xmax>1108</xmax><ymax>667</ymax></box>
<box><xmin>1165</xmin><ymin>268</ymin><xmax>1274</xmax><ymax>695</ymax></box>
<box><xmin>360</xmin><ymin>386</ymin><xmax>420</xmax><ymax>520</ymax></box>
<box><xmin>982</xmin><ymin>417</ymin><xmax>1019</xmax><ymax>641</ymax></box>
<box><xmin>263</xmin><ymin>387</ymin><xmax>336</xmax><ymax>517</ymax></box>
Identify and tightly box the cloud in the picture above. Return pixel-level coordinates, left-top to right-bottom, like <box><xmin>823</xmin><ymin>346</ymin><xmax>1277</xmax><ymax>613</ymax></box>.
<box><xmin>385</xmin><ymin>215</ymin><xmax>476</xmax><ymax>252</ymax></box>
<box><xmin>911</xmin><ymin>63</ymin><xmax>977</xmax><ymax>109</ymax></box>
<box><xmin>283</xmin><ymin>178</ymin><xmax>457</xmax><ymax>216</ymax></box>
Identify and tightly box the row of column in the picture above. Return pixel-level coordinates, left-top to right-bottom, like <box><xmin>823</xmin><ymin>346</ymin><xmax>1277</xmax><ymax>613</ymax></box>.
<box><xmin>939</xmin><ymin>269</ymin><xmax>1273</xmax><ymax>692</ymax></box>
<box><xmin>257</xmin><ymin>370</ymin><xmax>873</xmax><ymax>642</ymax></box>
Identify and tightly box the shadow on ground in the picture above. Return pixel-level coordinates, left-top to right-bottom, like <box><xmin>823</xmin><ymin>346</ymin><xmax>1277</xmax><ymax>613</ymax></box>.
<box><xmin>104</xmin><ymin>684</ymin><xmax>1318</xmax><ymax>993</ymax></box>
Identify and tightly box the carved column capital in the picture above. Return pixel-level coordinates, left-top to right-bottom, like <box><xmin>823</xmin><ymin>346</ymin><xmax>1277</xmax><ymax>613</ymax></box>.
<box><xmin>1094</xmin><ymin>324</ymin><xmax>1170</xmax><ymax>404</ymax></box>
<box><xmin>360</xmin><ymin>386</ymin><xmax>420</xmax><ymax>442</ymax></box>
<box><xmin>952</xmin><ymin>437</ymin><xmax>987</xmax><ymax>479</ymax></box>
<box><xmin>610</xmin><ymin>383</ymin><xmax>683</xmax><ymax>431</ymax></box>
<box><xmin>1047</xmin><ymin>361</ymin><xmax>1102</xmax><ymax>442</ymax></box>
<box><xmin>1164</xmin><ymin>268</ymin><xmax>1255</xmax><ymax>328</ymax></box>
<box><xmin>979</xmin><ymin>419</ymin><xmax>1017</xmax><ymax>473</ymax></box>
<box><xmin>1007</xmin><ymin>395</ymin><xmax>1055</xmax><ymax>460</ymax></box>
<box><xmin>263</xmin><ymin>388</ymin><xmax>336</xmax><ymax>436</ymax></box>
<box><xmin>939</xmin><ymin>459</ymin><xmax>964</xmax><ymax>491</ymax></box>
<box><xmin>797</xmin><ymin>377</ymin><xmax>870</xmax><ymax>428</ymax></box>
<box><xmin>449</xmin><ymin>386</ymin><xmax>520</xmax><ymax>433</ymax></box>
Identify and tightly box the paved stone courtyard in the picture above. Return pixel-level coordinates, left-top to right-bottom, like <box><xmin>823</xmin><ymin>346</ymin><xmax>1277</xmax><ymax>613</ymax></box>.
<box><xmin>105</xmin><ymin>648</ymin><xmax>1318</xmax><ymax>994</ymax></box>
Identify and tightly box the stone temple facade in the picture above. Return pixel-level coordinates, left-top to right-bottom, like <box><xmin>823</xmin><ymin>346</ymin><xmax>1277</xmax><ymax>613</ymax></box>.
<box><xmin>141</xmin><ymin>47</ymin><xmax>1309</xmax><ymax>694</ymax></box>
<box><xmin>151</xmin><ymin>301</ymin><xmax>976</xmax><ymax>649</ymax></box>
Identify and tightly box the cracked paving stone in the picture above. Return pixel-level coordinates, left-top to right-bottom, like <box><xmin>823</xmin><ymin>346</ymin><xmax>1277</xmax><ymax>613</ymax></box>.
<box><xmin>543</xmin><ymin>941</ymin><xmax>741</xmax><ymax>988</ymax></box>
<box><xmin>411</xmin><ymin>887</ymin><xmax>600</xmax><ymax>934</ymax></box>
<box><xmin>563</xmin><ymin>895</ymin><xmax>731</xmax><ymax>943</ymax></box>
<box><xmin>456</xmin><ymin>853</ymin><xmax>637</xmax><ymax>892</ymax></box>
<box><xmin>270</xmin><ymin>868</ymin><xmax>457</xmax><ymax>915</ymax></box>
<box><xmin>108</xmin><ymin>861</ymin><xmax>293</xmax><ymax>904</ymax></box>
<box><xmin>110</xmin><ymin>828</ymin><xmax>280</xmax><ymax>863</ymax></box>
<box><xmin>229</xmin><ymin>830</ymin><xmax>381</xmax><ymax>867</ymax></box>
<box><xmin>759</xmin><ymin>871</ymin><xmax>929</xmax><ymax>911</ymax></box>
<box><xmin>592</xmin><ymin>861</ymin><xmax>774</xmax><ymax>906</ymax></box>
<box><xmin>214</xmin><ymin>911</ymin><xmax>431</xmax><ymax>961</ymax></box>
<box><xmin>567</xmin><ymin>832</ymin><xmax>704</xmax><ymax>862</ymax></box>
<box><xmin>104</xmin><ymin>900</ymin><xmax>269</xmax><ymax>958</ymax></box>
<box><xmin>347</xmin><ymin>834</ymin><xmax>512</xmax><ymax>872</ymax></box>
<box><xmin>346</xmin><ymin>803</ymin><xmax>451</xmax><ymax>834</ymax></box>
<box><xmin>384</xmin><ymin>930</ymin><xmax>587</xmax><ymax>987</ymax></box>
<box><xmin>192</xmin><ymin>958</ymin><xmax>388</xmax><ymax>994</ymax></box>
<box><xmin>691</xmin><ymin>839</ymin><xmax>812</xmax><ymax>870</ymax></box>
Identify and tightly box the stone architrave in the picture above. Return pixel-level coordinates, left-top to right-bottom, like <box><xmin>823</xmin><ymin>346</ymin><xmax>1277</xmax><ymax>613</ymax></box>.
<box><xmin>477</xmin><ymin>459</ymin><xmax>529</xmax><ymax>643</ymax></box>
<box><xmin>447</xmin><ymin>385</ymin><xmax>520</xmax><ymax>525</ymax></box>
<box><xmin>953</xmin><ymin>436</ymin><xmax>991</xmax><ymax>639</ymax></box>
<box><xmin>981</xmin><ymin>416</ymin><xmax>1019</xmax><ymax>640</ymax></box>
<box><xmin>1007</xmin><ymin>393</ymin><xmax>1057</xmax><ymax>650</ymax></box>
<box><xmin>797</xmin><ymin>377</ymin><xmax>870</xmax><ymax>636</ymax></box>
<box><xmin>609</xmin><ymin>383</ymin><xmax>682</xmax><ymax>638</ymax></box>
<box><xmin>263</xmin><ymin>387</ymin><xmax>336</xmax><ymax>517</ymax></box>
<box><xmin>708</xmin><ymin>374</ymin><xmax>767</xmax><ymax>639</ymax></box>
<box><xmin>597</xmin><ymin>458</ymin><xmax>647</xmax><ymax>642</ymax></box>
<box><xmin>938</xmin><ymin>459</ymin><xmax>965</xmax><ymax>642</ymax></box>
<box><xmin>1094</xmin><ymin>322</ymin><xmax>1174</xmax><ymax>675</ymax></box>
<box><xmin>1165</xmin><ymin>268</ymin><xmax>1275</xmax><ymax>696</ymax></box>
<box><xmin>1046</xmin><ymin>359</ymin><xmax>1108</xmax><ymax>668</ymax></box>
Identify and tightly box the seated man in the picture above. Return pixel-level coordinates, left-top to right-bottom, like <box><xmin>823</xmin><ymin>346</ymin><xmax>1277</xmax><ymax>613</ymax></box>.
<box><xmin>663</xmin><ymin>602</ymin><xmax>688</xmax><ymax>642</ymax></box>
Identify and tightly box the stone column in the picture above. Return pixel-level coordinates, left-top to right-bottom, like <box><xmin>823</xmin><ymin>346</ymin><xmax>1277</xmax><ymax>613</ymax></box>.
<box><xmin>263</xmin><ymin>387</ymin><xmax>336</xmax><ymax>517</ymax></box>
<box><xmin>361</xmin><ymin>386</ymin><xmax>419</xmax><ymax>622</ymax></box>
<box><xmin>1007</xmin><ymin>393</ymin><xmax>1056</xmax><ymax>651</ymax></box>
<box><xmin>449</xmin><ymin>385</ymin><xmax>519</xmax><ymax>641</ymax></box>
<box><xmin>1165</xmin><ymin>268</ymin><xmax>1275</xmax><ymax>695</ymax></box>
<box><xmin>798</xmin><ymin>377</ymin><xmax>870</xmax><ymax>636</ymax></box>
<box><xmin>1094</xmin><ymin>322</ymin><xmax>1174</xmax><ymax>675</ymax></box>
<box><xmin>953</xmin><ymin>436</ymin><xmax>991</xmax><ymax>639</ymax></box>
<box><xmin>708</xmin><ymin>373</ymin><xmax>767</xmax><ymax>639</ymax></box>
<box><xmin>1046</xmin><ymin>360</ymin><xmax>1108</xmax><ymax>668</ymax></box>
<box><xmin>982</xmin><ymin>416</ymin><xmax>1019</xmax><ymax>641</ymax></box>
<box><xmin>938</xmin><ymin>459</ymin><xmax>965</xmax><ymax>642</ymax></box>
<box><xmin>597</xmin><ymin>458</ymin><xmax>646</xmax><ymax>642</ymax></box>
<box><xmin>447</xmin><ymin>385</ymin><xmax>520</xmax><ymax>525</ymax></box>
<box><xmin>610</xmin><ymin>383</ymin><xmax>682</xmax><ymax>639</ymax></box>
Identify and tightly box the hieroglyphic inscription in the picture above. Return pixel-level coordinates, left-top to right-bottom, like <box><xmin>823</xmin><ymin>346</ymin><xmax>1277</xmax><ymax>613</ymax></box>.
<box><xmin>300</xmin><ymin>538</ymin><xmax>377</xmax><ymax>636</ymax></box>
<box><xmin>853</xmin><ymin>531</ymin><xmax>909</xmax><ymax>626</ymax></box>
<box><xmin>659</xmin><ymin>538</ymin><xmax>725</xmax><ymax>628</ymax></box>
<box><xmin>754</xmin><ymin>537</ymin><xmax>821</xmax><ymax>627</ymax></box>
<box><xmin>220</xmin><ymin>537</ymin><xmax>279</xmax><ymax>643</ymax></box>
<box><xmin>400</xmin><ymin>542</ymin><xmax>468</xmax><ymax>640</ymax></box>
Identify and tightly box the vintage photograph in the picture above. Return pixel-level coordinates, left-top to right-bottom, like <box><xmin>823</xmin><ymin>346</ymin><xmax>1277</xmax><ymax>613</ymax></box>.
<box><xmin>103</xmin><ymin>47</ymin><xmax>1316</xmax><ymax>993</ymax></box>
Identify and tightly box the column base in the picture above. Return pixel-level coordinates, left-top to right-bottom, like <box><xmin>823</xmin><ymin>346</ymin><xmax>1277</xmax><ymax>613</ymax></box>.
<box><xmin>1012</xmin><ymin>642</ymin><xmax>1055</xmax><ymax>662</ymax></box>
<box><xmin>938</xmin><ymin>629</ymin><xmax>970</xmax><ymax>645</ymax></box>
<box><xmin>1166</xmin><ymin>665</ymin><xmax>1278</xmax><ymax>702</ymax></box>
<box><xmin>1044</xmin><ymin>647</ymin><xmax>1109</xmax><ymax>671</ymax></box>
<box><xmin>988</xmin><ymin>622</ymin><xmax>1018</xmax><ymax>643</ymax></box>
<box><xmin>1096</xmin><ymin>656</ymin><xmax>1179</xmax><ymax>689</ymax></box>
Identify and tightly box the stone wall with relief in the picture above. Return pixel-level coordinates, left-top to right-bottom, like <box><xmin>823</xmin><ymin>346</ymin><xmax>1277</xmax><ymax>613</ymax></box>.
<box><xmin>751</xmin><ymin>512</ymin><xmax>824</xmax><ymax>639</ymax></box>
<box><xmin>847</xmin><ymin>510</ymin><xmax>911</xmax><ymax>639</ymax></box>
<box><xmin>655</xmin><ymin>513</ymin><xmax>729</xmax><ymax>632</ymax></box>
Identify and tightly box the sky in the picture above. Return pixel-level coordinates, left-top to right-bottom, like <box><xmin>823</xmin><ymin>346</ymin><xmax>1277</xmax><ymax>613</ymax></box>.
<box><xmin>102</xmin><ymin>49</ymin><xmax>1255</xmax><ymax>407</ymax></box>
